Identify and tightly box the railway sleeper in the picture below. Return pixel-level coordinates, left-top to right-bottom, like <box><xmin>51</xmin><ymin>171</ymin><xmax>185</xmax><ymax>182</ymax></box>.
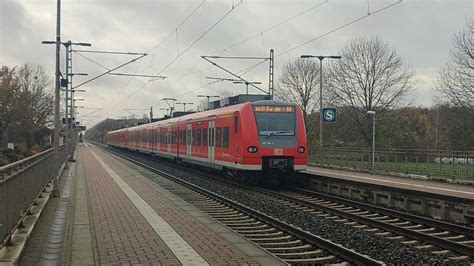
<box><xmin>362</xmin><ymin>213</ymin><xmax>380</xmax><ymax>218</ymax></box>
<box><xmin>351</xmin><ymin>211</ymin><xmax>370</xmax><ymax>215</ymax></box>
<box><xmin>379</xmin><ymin>218</ymin><xmax>400</xmax><ymax>223</ymax></box>
<box><xmin>391</xmin><ymin>221</ymin><xmax>411</xmax><ymax>226</ymax></box>
<box><xmin>248</xmin><ymin>235</ymin><xmax>292</xmax><ymax>242</ymax></box>
<box><xmin>429</xmin><ymin>231</ymin><xmax>450</xmax><ymax>236</ymax></box>
<box><xmin>371</xmin><ymin>215</ymin><xmax>390</xmax><ymax>220</ymax></box>
<box><xmin>211</xmin><ymin>213</ymin><xmax>245</xmax><ymax>219</ymax></box>
<box><xmin>414</xmin><ymin>227</ymin><xmax>436</xmax><ymax>233</ymax></box>
<box><xmin>443</xmin><ymin>234</ymin><xmax>465</xmax><ymax>240</ymax></box>
<box><xmin>401</xmin><ymin>240</ymin><xmax>419</xmax><ymax>245</ymax></box>
<box><xmin>236</xmin><ymin>228</ymin><xmax>277</xmax><ymax>234</ymax></box>
<box><xmin>218</xmin><ymin>217</ymin><xmax>255</xmax><ymax>222</ymax></box>
<box><xmin>401</xmin><ymin>224</ymin><xmax>424</xmax><ymax>229</ymax></box>
<box><xmin>415</xmin><ymin>244</ymin><xmax>434</xmax><ymax>250</ymax></box>
<box><xmin>265</xmin><ymin>244</ymin><xmax>312</xmax><ymax>252</ymax></box>
<box><xmin>447</xmin><ymin>255</ymin><xmax>470</xmax><ymax>261</ymax></box>
<box><xmin>223</xmin><ymin>220</ymin><xmax>260</xmax><ymax>227</ymax></box>
<box><xmin>284</xmin><ymin>255</ymin><xmax>336</xmax><ymax>264</ymax></box>
<box><xmin>276</xmin><ymin>249</ymin><xmax>324</xmax><ymax>258</ymax></box>
<box><xmin>233</xmin><ymin>225</ymin><xmax>271</xmax><ymax>231</ymax></box>
<box><xmin>431</xmin><ymin>250</ymin><xmax>451</xmax><ymax>255</ymax></box>
<box><xmin>257</xmin><ymin>239</ymin><xmax>303</xmax><ymax>247</ymax></box>
<box><xmin>386</xmin><ymin>235</ymin><xmax>404</xmax><ymax>240</ymax></box>
<box><xmin>243</xmin><ymin>231</ymin><xmax>284</xmax><ymax>238</ymax></box>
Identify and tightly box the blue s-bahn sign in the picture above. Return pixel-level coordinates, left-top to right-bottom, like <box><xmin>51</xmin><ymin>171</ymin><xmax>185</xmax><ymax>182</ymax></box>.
<box><xmin>322</xmin><ymin>108</ymin><xmax>337</xmax><ymax>123</ymax></box>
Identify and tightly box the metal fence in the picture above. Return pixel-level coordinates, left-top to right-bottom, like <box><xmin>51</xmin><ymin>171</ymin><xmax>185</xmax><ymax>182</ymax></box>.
<box><xmin>0</xmin><ymin>146</ymin><xmax>65</xmax><ymax>247</ymax></box>
<box><xmin>308</xmin><ymin>147</ymin><xmax>474</xmax><ymax>180</ymax></box>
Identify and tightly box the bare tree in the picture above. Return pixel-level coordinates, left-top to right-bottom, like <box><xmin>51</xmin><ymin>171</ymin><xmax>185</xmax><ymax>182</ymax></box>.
<box><xmin>327</xmin><ymin>36</ymin><xmax>415</xmax><ymax>143</ymax></box>
<box><xmin>437</xmin><ymin>19</ymin><xmax>473</xmax><ymax>108</ymax></box>
<box><xmin>276</xmin><ymin>58</ymin><xmax>320</xmax><ymax>141</ymax></box>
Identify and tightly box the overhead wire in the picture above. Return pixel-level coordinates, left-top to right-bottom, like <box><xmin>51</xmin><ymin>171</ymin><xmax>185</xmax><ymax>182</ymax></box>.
<box><xmin>209</xmin><ymin>0</ymin><xmax>328</xmax><ymax>55</ymax></box>
<box><xmin>95</xmin><ymin>0</ymin><xmax>402</xmax><ymax>123</ymax></box>
<box><xmin>99</xmin><ymin>0</ymin><xmax>243</xmax><ymax>118</ymax></box>
<box><xmin>95</xmin><ymin>0</ymin><xmax>208</xmax><ymax>117</ymax></box>
<box><xmin>184</xmin><ymin>0</ymin><xmax>402</xmax><ymax>97</ymax></box>
<box><xmin>157</xmin><ymin>0</ymin><xmax>243</xmax><ymax>75</ymax></box>
<box><xmin>278</xmin><ymin>0</ymin><xmax>402</xmax><ymax>57</ymax></box>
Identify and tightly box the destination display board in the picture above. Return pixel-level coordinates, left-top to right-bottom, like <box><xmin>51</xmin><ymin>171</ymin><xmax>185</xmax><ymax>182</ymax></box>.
<box><xmin>253</xmin><ymin>106</ymin><xmax>294</xmax><ymax>113</ymax></box>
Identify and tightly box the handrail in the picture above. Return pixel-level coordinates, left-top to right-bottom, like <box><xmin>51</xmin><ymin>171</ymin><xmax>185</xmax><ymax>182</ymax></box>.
<box><xmin>0</xmin><ymin>148</ymin><xmax>54</xmax><ymax>181</ymax></box>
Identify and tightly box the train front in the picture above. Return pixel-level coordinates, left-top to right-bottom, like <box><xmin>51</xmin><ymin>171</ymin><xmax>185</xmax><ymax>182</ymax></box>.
<box><xmin>246</xmin><ymin>101</ymin><xmax>307</xmax><ymax>175</ymax></box>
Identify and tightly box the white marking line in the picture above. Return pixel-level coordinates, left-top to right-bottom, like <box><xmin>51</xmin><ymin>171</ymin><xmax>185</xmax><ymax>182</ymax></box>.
<box><xmin>307</xmin><ymin>169</ymin><xmax>474</xmax><ymax>196</ymax></box>
<box><xmin>90</xmin><ymin>150</ymin><xmax>209</xmax><ymax>266</ymax></box>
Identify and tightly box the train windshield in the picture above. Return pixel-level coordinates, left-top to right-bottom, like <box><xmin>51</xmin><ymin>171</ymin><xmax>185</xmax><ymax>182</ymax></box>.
<box><xmin>253</xmin><ymin>106</ymin><xmax>295</xmax><ymax>136</ymax></box>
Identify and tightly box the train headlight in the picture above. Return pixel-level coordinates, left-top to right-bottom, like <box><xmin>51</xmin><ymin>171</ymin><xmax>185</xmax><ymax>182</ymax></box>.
<box><xmin>297</xmin><ymin>146</ymin><xmax>305</xmax><ymax>153</ymax></box>
<box><xmin>247</xmin><ymin>146</ymin><xmax>258</xmax><ymax>153</ymax></box>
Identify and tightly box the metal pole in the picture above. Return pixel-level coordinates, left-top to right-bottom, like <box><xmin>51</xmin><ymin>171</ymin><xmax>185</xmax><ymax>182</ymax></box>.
<box><xmin>269</xmin><ymin>49</ymin><xmax>274</xmax><ymax>99</ymax></box>
<box><xmin>372</xmin><ymin>114</ymin><xmax>375</xmax><ymax>169</ymax></box>
<box><xmin>64</xmin><ymin>43</ymin><xmax>69</xmax><ymax>169</ymax></box>
<box><xmin>52</xmin><ymin>0</ymin><xmax>61</xmax><ymax>197</ymax></box>
<box><xmin>319</xmin><ymin>57</ymin><xmax>323</xmax><ymax>148</ymax></box>
<box><xmin>150</xmin><ymin>106</ymin><xmax>153</xmax><ymax>122</ymax></box>
<box><xmin>69</xmin><ymin>47</ymin><xmax>76</xmax><ymax>161</ymax></box>
<box><xmin>246</xmin><ymin>83</ymin><xmax>249</xmax><ymax>95</ymax></box>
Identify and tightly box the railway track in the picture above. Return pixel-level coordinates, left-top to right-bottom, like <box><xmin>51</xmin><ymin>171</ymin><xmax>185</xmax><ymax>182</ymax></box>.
<box><xmin>104</xmin><ymin>147</ymin><xmax>382</xmax><ymax>265</ymax></box>
<box><xmin>100</xmin><ymin>145</ymin><xmax>471</xmax><ymax>263</ymax></box>
<box><xmin>248</xmin><ymin>186</ymin><xmax>474</xmax><ymax>262</ymax></box>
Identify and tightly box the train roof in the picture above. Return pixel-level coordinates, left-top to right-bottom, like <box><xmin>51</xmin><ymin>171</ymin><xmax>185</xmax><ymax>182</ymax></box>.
<box><xmin>107</xmin><ymin>100</ymin><xmax>296</xmax><ymax>134</ymax></box>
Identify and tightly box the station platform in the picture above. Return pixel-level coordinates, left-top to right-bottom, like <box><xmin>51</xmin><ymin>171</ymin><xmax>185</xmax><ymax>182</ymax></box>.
<box><xmin>304</xmin><ymin>166</ymin><xmax>474</xmax><ymax>200</ymax></box>
<box><xmin>19</xmin><ymin>143</ymin><xmax>285</xmax><ymax>265</ymax></box>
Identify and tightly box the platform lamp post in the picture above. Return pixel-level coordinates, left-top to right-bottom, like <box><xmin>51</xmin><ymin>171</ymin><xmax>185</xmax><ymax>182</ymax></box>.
<box><xmin>197</xmin><ymin>95</ymin><xmax>219</xmax><ymax>110</ymax></box>
<box><xmin>175</xmin><ymin>102</ymin><xmax>194</xmax><ymax>112</ymax></box>
<box><xmin>367</xmin><ymin>110</ymin><xmax>376</xmax><ymax>169</ymax></box>
<box><xmin>300</xmin><ymin>55</ymin><xmax>341</xmax><ymax>148</ymax></box>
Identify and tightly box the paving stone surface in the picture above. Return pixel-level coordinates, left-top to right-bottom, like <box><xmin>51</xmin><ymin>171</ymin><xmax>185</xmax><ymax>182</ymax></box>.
<box><xmin>93</xmin><ymin>147</ymin><xmax>261</xmax><ymax>265</ymax></box>
<box><xmin>80</xmin><ymin>148</ymin><xmax>181</xmax><ymax>265</ymax></box>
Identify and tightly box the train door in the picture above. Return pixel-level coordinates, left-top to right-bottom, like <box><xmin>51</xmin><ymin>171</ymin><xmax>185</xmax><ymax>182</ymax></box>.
<box><xmin>156</xmin><ymin>127</ymin><xmax>160</xmax><ymax>153</ymax></box>
<box><xmin>186</xmin><ymin>124</ymin><xmax>192</xmax><ymax>158</ymax></box>
<box><xmin>167</xmin><ymin>125</ymin><xmax>171</xmax><ymax>153</ymax></box>
<box><xmin>208</xmin><ymin>120</ymin><xmax>215</xmax><ymax>163</ymax></box>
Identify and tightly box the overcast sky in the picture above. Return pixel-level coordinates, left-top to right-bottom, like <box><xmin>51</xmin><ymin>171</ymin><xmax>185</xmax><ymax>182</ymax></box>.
<box><xmin>1</xmin><ymin>0</ymin><xmax>472</xmax><ymax>127</ymax></box>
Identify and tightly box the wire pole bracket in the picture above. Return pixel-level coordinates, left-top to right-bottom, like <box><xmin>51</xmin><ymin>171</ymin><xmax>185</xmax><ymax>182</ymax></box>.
<box><xmin>201</xmin><ymin>50</ymin><xmax>274</xmax><ymax>97</ymax></box>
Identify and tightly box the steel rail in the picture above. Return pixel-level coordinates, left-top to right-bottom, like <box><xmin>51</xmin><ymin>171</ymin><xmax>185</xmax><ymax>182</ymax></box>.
<box><xmin>290</xmin><ymin>186</ymin><xmax>474</xmax><ymax>237</ymax></box>
<box><xmin>253</xmin><ymin>186</ymin><xmax>474</xmax><ymax>257</ymax></box>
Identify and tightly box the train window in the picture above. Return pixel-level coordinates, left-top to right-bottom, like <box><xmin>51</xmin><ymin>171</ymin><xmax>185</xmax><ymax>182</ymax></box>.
<box><xmin>216</xmin><ymin>128</ymin><xmax>222</xmax><ymax>147</ymax></box>
<box><xmin>209</xmin><ymin>128</ymin><xmax>214</xmax><ymax>147</ymax></box>
<box><xmin>202</xmin><ymin>128</ymin><xmax>208</xmax><ymax>146</ymax></box>
<box><xmin>234</xmin><ymin>116</ymin><xmax>238</xmax><ymax>133</ymax></box>
<box><xmin>223</xmin><ymin>127</ymin><xmax>230</xmax><ymax>148</ymax></box>
<box><xmin>192</xmin><ymin>129</ymin><xmax>196</xmax><ymax>145</ymax></box>
<box><xmin>197</xmin><ymin>129</ymin><xmax>202</xmax><ymax>146</ymax></box>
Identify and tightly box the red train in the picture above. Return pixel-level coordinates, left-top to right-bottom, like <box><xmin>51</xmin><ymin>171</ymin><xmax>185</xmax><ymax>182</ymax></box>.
<box><xmin>105</xmin><ymin>100</ymin><xmax>307</xmax><ymax>179</ymax></box>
